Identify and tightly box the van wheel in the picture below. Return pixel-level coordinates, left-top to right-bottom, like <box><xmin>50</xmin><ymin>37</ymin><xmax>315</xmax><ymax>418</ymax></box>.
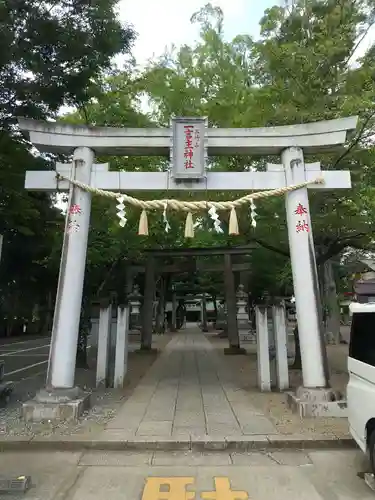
<box><xmin>369</xmin><ymin>430</ymin><xmax>375</xmax><ymax>475</ymax></box>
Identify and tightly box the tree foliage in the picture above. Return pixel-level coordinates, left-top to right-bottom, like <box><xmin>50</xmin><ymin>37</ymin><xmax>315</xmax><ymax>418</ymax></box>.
<box><xmin>0</xmin><ymin>0</ymin><xmax>135</xmax><ymax>335</ymax></box>
<box><xmin>132</xmin><ymin>0</ymin><xmax>375</xmax><ymax>296</ymax></box>
<box><xmin>0</xmin><ymin>0</ymin><xmax>135</xmax><ymax>125</ymax></box>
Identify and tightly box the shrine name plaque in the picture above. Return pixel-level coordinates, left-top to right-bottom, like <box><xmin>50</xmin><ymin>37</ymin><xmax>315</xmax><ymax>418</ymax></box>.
<box><xmin>171</xmin><ymin>116</ymin><xmax>207</xmax><ymax>180</ymax></box>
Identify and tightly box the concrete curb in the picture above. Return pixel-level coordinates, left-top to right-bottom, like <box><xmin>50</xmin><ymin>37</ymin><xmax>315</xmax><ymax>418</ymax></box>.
<box><xmin>0</xmin><ymin>435</ymin><xmax>357</xmax><ymax>452</ymax></box>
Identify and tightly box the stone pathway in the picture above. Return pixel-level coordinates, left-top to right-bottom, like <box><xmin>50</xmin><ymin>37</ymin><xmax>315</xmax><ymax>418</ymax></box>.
<box><xmin>103</xmin><ymin>329</ymin><xmax>278</xmax><ymax>438</ymax></box>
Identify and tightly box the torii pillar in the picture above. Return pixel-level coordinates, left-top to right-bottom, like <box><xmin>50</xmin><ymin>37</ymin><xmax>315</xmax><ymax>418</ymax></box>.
<box><xmin>23</xmin><ymin>150</ymin><xmax>106</xmax><ymax>422</ymax></box>
<box><xmin>269</xmin><ymin>150</ymin><xmax>342</xmax><ymax>414</ymax></box>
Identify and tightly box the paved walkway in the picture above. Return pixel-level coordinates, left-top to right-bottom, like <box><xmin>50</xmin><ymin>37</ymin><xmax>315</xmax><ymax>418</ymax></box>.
<box><xmin>103</xmin><ymin>329</ymin><xmax>278</xmax><ymax>438</ymax></box>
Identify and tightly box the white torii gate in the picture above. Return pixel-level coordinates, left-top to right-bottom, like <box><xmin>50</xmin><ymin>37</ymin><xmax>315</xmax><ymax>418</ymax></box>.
<box><xmin>18</xmin><ymin>115</ymin><xmax>358</xmax><ymax>421</ymax></box>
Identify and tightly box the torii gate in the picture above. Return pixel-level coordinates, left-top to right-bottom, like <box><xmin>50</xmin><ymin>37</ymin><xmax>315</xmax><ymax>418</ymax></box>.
<box><xmin>18</xmin><ymin>115</ymin><xmax>358</xmax><ymax>421</ymax></box>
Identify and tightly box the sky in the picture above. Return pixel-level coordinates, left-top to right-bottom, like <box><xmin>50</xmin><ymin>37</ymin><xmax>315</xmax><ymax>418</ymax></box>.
<box><xmin>117</xmin><ymin>0</ymin><xmax>375</xmax><ymax>69</ymax></box>
<box><xmin>117</xmin><ymin>0</ymin><xmax>276</xmax><ymax>67</ymax></box>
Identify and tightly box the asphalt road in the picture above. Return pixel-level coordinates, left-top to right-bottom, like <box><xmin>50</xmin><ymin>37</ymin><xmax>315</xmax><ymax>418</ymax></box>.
<box><xmin>0</xmin><ymin>449</ymin><xmax>373</xmax><ymax>500</ymax></box>
<box><xmin>0</xmin><ymin>336</ymin><xmax>50</xmax><ymax>399</ymax></box>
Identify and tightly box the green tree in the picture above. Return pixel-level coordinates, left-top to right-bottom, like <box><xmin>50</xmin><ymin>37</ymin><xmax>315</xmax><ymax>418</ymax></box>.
<box><xmin>136</xmin><ymin>1</ymin><xmax>375</xmax><ymax>294</ymax></box>
<box><xmin>0</xmin><ymin>0</ymin><xmax>135</xmax><ymax>125</ymax></box>
<box><xmin>0</xmin><ymin>0</ymin><xmax>136</xmax><ymax>337</ymax></box>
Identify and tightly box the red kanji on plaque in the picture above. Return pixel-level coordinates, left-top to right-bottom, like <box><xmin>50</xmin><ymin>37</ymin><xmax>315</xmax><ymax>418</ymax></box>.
<box><xmin>184</xmin><ymin>125</ymin><xmax>193</xmax><ymax>148</ymax></box>
<box><xmin>296</xmin><ymin>220</ymin><xmax>310</xmax><ymax>233</ymax></box>
<box><xmin>183</xmin><ymin>124</ymin><xmax>194</xmax><ymax>169</ymax></box>
<box><xmin>295</xmin><ymin>203</ymin><xmax>307</xmax><ymax>215</ymax></box>
<box><xmin>69</xmin><ymin>204</ymin><xmax>82</xmax><ymax>215</ymax></box>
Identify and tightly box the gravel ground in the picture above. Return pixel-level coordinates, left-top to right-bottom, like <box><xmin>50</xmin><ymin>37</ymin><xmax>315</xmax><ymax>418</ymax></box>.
<box><xmin>208</xmin><ymin>332</ymin><xmax>350</xmax><ymax>438</ymax></box>
<box><xmin>0</xmin><ymin>334</ymin><xmax>172</xmax><ymax>437</ymax></box>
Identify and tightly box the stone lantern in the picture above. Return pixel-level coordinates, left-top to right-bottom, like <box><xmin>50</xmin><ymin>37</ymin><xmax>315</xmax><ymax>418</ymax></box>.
<box><xmin>236</xmin><ymin>284</ymin><xmax>255</xmax><ymax>343</ymax></box>
<box><xmin>128</xmin><ymin>284</ymin><xmax>142</xmax><ymax>332</ymax></box>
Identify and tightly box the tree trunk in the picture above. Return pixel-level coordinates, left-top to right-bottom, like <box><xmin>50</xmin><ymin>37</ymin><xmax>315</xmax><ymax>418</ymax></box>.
<box><xmin>201</xmin><ymin>292</ymin><xmax>208</xmax><ymax>332</ymax></box>
<box><xmin>224</xmin><ymin>254</ymin><xmax>240</xmax><ymax>348</ymax></box>
<box><xmin>323</xmin><ymin>260</ymin><xmax>342</xmax><ymax>344</ymax></box>
<box><xmin>212</xmin><ymin>295</ymin><xmax>218</xmax><ymax>317</ymax></box>
<box><xmin>41</xmin><ymin>292</ymin><xmax>53</xmax><ymax>336</ymax></box>
<box><xmin>291</xmin><ymin>325</ymin><xmax>302</xmax><ymax>369</ymax></box>
<box><xmin>76</xmin><ymin>297</ymin><xmax>90</xmax><ymax>368</ymax></box>
<box><xmin>155</xmin><ymin>276</ymin><xmax>168</xmax><ymax>334</ymax></box>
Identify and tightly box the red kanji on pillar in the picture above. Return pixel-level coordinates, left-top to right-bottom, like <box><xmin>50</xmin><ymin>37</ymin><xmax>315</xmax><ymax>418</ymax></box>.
<box><xmin>67</xmin><ymin>221</ymin><xmax>80</xmax><ymax>234</ymax></box>
<box><xmin>295</xmin><ymin>203</ymin><xmax>307</xmax><ymax>215</ymax></box>
<box><xmin>69</xmin><ymin>204</ymin><xmax>82</xmax><ymax>215</ymax></box>
<box><xmin>296</xmin><ymin>220</ymin><xmax>310</xmax><ymax>233</ymax></box>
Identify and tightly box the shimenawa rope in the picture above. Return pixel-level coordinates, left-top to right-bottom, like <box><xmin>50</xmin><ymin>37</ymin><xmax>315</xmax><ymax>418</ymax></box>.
<box><xmin>56</xmin><ymin>173</ymin><xmax>324</xmax><ymax>212</ymax></box>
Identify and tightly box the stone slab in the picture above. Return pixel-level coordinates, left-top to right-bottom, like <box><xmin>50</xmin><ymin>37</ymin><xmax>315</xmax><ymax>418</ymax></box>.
<box><xmin>0</xmin><ymin>434</ymin><xmax>356</xmax><ymax>452</ymax></box>
<box><xmin>123</xmin><ymin>436</ymin><xmax>192</xmax><ymax>451</ymax></box>
<box><xmin>30</xmin><ymin>434</ymin><xmax>98</xmax><ymax>451</ymax></box>
<box><xmin>287</xmin><ymin>392</ymin><xmax>348</xmax><ymax>418</ymax></box>
<box><xmin>240</xmin><ymin>416</ymin><xmax>278</xmax><ymax>435</ymax></box>
<box><xmin>225</xmin><ymin>435</ymin><xmax>269</xmax><ymax>450</ymax></box>
<box><xmin>22</xmin><ymin>392</ymin><xmax>91</xmax><ymax>423</ymax></box>
<box><xmin>137</xmin><ymin>421</ymin><xmax>173</xmax><ymax>436</ymax></box>
<box><xmin>206</xmin><ymin>426</ymin><xmax>241</xmax><ymax>436</ymax></box>
<box><xmin>0</xmin><ymin>435</ymin><xmax>33</xmax><ymax>451</ymax></box>
<box><xmin>152</xmin><ymin>451</ymin><xmax>232</xmax><ymax>466</ymax></box>
<box><xmin>267</xmin><ymin>434</ymin><xmax>356</xmax><ymax>449</ymax></box>
<box><xmin>230</xmin><ymin>451</ymin><xmax>276</xmax><ymax>465</ymax></box>
<box><xmin>173</xmin><ymin>427</ymin><xmax>207</xmax><ymax>437</ymax></box>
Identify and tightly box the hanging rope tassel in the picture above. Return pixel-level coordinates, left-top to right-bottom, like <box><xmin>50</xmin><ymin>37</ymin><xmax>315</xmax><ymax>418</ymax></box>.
<box><xmin>229</xmin><ymin>206</ymin><xmax>239</xmax><ymax>235</ymax></box>
<box><xmin>138</xmin><ymin>209</ymin><xmax>149</xmax><ymax>236</ymax></box>
<box><xmin>184</xmin><ymin>212</ymin><xmax>194</xmax><ymax>238</ymax></box>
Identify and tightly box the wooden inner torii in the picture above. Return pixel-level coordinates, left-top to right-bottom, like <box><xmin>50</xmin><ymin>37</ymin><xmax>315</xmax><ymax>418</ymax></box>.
<box><xmin>136</xmin><ymin>245</ymin><xmax>255</xmax><ymax>354</ymax></box>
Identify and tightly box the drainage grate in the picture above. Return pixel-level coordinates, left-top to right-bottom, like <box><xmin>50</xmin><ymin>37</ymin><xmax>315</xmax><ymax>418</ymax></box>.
<box><xmin>0</xmin><ymin>476</ymin><xmax>32</xmax><ymax>493</ymax></box>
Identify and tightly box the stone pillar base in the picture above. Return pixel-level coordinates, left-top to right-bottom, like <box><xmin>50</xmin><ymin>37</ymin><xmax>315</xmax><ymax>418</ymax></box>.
<box><xmin>224</xmin><ymin>346</ymin><xmax>247</xmax><ymax>355</ymax></box>
<box><xmin>365</xmin><ymin>473</ymin><xmax>375</xmax><ymax>492</ymax></box>
<box><xmin>22</xmin><ymin>387</ymin><xmax>91</xmax><ymax>423</ymax></box>
<box><xmin>135</xmin><ymin>346</ymin><xmax>158</xmax><ymax>354</ymax></box>
<box><xmin>286</xmin><ymin>386</ymin><xmax>347</xmax><ymax>418</ymax></box>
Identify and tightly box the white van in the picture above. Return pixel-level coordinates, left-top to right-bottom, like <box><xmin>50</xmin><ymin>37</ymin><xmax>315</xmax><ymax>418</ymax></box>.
<box><xmin>347</xmin><ymin>301</ymin><xmax>375</xmax><ymax>473</ymax></box>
